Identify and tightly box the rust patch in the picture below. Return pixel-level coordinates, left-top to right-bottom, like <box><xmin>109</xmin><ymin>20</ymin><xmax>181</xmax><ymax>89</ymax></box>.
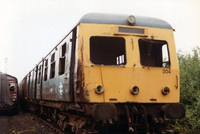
<box><xmin>76</xmin><ymin>60</ymin><xmax>89</xmax><ymax>102</ymax></box>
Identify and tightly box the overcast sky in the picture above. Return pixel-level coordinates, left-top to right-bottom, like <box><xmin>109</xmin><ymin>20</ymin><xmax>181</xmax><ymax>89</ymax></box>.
<box><xmin>0</xmin><ymin>0</ymin><xmax>200</xmax><ymax>81</ymax></box>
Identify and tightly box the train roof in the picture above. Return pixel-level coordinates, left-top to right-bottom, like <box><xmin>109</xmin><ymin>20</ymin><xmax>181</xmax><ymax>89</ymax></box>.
<box><xmin>0</xmin><ymin>72</ymin><xmax>18</xmax><ymax>81</ymax></box>
<box><xmin>80</xmin><ymin>13</ymin><xmax>173</xmax><ymax>29</ymax></box>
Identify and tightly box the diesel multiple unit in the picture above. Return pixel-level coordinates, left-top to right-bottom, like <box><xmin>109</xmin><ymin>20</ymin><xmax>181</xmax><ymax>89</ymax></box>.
<box><xmin>19</xmin><ymin>13</ymin><xmax>185</xmax><ymax>133</ymax></box>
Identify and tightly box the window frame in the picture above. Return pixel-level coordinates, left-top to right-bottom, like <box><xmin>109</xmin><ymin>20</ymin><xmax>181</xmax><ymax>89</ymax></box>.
<box><xmin>138</xmin><ymin>39</ymin><xmax>171</xmax><ymax>68</ymax></box>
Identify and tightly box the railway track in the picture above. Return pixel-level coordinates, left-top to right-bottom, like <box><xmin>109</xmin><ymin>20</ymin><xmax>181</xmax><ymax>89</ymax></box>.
<box><xmin>30</xmin><ymin>113</ymin><xmax>125</xmax><ymax>134</ymax></box>
<box><xmin>0</xmin><ymin>112</ymin><xmax>172</xmax><ymax>134</ymax></box>
<box><xmin>31</xmin><ymin>114</ymin><xmax>66</xmax><ymax>134</ymax></box>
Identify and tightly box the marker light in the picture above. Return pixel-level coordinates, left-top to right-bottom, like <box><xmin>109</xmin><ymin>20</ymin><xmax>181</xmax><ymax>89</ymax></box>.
<box><xmin>131</xmin><ymin>86</ymin><xmax>139</xmax><ymax>95</ymax></box>
<box><xmin>127</xmin><ymin>15</ymin><xmax>136</xmax><ymax>25</ymax></box>
<box><xmin>162</xmin><ymin>86</ymin><xmax>170</xmax><ymax>95</ymax></box>
<box><xmin>95</xmin><ymin>85</ymin><xmax>104</xmax><ymax>94</ymax></box>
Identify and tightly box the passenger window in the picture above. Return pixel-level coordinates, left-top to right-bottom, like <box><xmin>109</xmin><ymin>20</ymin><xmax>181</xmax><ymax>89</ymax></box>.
<box><xmin>44</xmin><ymin>59</ymin><xmax>48</xmax><ymax>81</ymax></box>
<box><xmin>59</xmin><ymin>43</ymin><xmax>66</xmax><ymax>75</ymax></box>
<box><xmin>90</xmin><ymin>37</ymin><xmax>126</xmax><ymax>65</ymax></box>
<box><xmin>61</xmin><ymin>43</ymin><xmax>66</xmax><ymax>57</ymax></box>
<box><xmin>50</xmin><ymin>53</ymin><xmax>55</xmax><ymax>79</ymax></box>
<box><xmin>33</xmin><ymin>68</ymin><xmax>37</xmax><ymax>89</ymax></box>
<box><xmin>10</xmin><ymin>86</ymin><xmax>15</xmax><ymax>91</ymax></box>
<box><xmin>139</xmin><ymin>39</ymin><xmax>170</xmax><ymax>68</ymax></box>
<box><xmin>38</xmin><ymin>65</ymin><xmax>41</xmax><ymax>84</ymax></box>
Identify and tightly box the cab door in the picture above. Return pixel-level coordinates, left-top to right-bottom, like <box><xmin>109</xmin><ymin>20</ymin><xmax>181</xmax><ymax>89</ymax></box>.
<box><xmin>133</xmin><ymin>39</ymin><xmax>179</xmax><ymax>103</ymax></box>
<box><xmin>90</xmin><ymin>36</ymin><xmax>128</xmax><ymax>102</ymax></box>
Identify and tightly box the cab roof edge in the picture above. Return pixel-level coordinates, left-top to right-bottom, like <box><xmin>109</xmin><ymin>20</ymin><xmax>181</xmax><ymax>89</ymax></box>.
<box><xmin>79</xmin><ymin>13</ymin><xmax>173</xmax><ymax>30</ymax></box>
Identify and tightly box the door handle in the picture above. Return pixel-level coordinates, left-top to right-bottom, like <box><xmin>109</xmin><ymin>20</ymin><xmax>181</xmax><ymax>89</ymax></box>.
<box><xmin>175</xmin><ymin>75</ymin><xmax>178</xmax><ymax>89</ymax></box>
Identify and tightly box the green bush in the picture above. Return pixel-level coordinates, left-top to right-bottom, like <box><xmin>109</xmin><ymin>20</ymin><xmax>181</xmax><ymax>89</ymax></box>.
<box><xmin>170</xmin><ymin>47</ymin><xmax>200</xmax><ymax>133</ymax></box>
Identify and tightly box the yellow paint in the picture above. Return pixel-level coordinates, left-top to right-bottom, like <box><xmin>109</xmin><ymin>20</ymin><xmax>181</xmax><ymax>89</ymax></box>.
<box><xmin>77</xmin><ymin>23</ymin><xmax>179</xmax><ymax>103</ymax></box>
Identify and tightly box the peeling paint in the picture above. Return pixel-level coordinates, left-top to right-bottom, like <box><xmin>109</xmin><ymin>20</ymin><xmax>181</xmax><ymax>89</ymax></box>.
<box><xmin>50</xmin><ymin>88</ymin><xmax>53</xmax><ymax>93</ymax></box>
<box><xmin>58</xmin><ymin>82</ymin><xmax>63</xmax><ymax>95</ymax></box>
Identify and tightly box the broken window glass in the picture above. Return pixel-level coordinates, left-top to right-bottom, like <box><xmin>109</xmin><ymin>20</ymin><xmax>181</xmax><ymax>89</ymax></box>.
<box><xmin>139</xmin><ymin>39</ymin><xmax>170</xmax><ymax>68</ymax></box>
<box><xmin>90</xmin><ymin>36</ymin><xmax>126</xmax><ymax>65</ymax></box>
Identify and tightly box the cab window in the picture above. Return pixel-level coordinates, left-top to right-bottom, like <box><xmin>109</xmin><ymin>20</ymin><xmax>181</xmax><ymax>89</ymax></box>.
<box><xmin>90</xmin><ymin>36</ymin><xmax>126</xmax><ymax>65</ymax></box>
<box><xmin>139</xmin><ymin>39</ymin><xmax>170</xmax><ymax>68</ymax></box>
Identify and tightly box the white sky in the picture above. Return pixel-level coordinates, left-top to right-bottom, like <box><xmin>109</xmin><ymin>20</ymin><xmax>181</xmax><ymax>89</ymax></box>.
<box><xmin>0</xmin><ymin>0</ymin><xmax>200</xmax><ymax>81</ymax></box>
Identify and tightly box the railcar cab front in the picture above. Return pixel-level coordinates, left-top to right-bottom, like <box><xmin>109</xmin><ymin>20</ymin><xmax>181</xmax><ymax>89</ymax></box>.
<box><xmin>79</xmin><ymin>13</ymin><xmax>179</xmax><ymax>104</ymax></box>
<box><xmin>78</xmin><ymin>14</ymin><xmax>185</xmax><ymax>130</ymax></box>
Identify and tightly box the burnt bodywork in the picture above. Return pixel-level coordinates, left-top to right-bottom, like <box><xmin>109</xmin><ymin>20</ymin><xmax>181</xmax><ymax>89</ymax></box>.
<box><xmin>20</xmin><ymin>27</ymin><xmax>89</xmax><ymax>105</ymax></box>
<box><xmin>0</xmin><ymin>72</ymin><xmax>18</xmax><ymax>113</ymax></box>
